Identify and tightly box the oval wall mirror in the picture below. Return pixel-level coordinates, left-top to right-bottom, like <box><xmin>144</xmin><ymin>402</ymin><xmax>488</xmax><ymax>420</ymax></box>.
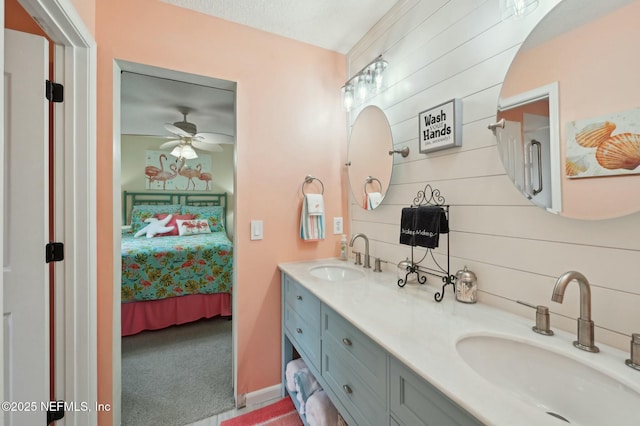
<box><xmin>347</xmin><ymin>106</ymin><xmax>393</xmax><ymax>210</ymax></box>
<box><xmin>495</xmin><ymin>0</ymin><xmax>640</xmax><ymax>219</ymax></box>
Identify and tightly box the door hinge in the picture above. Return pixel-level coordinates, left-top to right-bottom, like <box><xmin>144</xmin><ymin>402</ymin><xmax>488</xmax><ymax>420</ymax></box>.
<box><xmin>47</xmin><ymin>400</ymin><xmax>65</xmax><ymax>424</ymax></box>
<box><xmin>45</xmin><ymin>242</ymin><xmax>64</xmax><ymax>263</ymax></box>
<box><xmin>45</xmin><ymin>80</ymin><xmax>64</xmax><ymax>103</ymax></box>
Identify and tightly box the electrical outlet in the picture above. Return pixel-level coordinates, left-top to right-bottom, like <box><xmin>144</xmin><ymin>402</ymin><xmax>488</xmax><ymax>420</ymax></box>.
<box><xmin>333</xmin><ymin>217</ymin><xmax>343</xmax><ymax>234</ymax></box>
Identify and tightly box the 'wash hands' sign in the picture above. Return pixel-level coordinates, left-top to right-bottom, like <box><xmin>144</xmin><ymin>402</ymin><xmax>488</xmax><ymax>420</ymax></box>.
<box><xmin>419</xmin><ymin>98</ymin><xmax>462</xmax><ymax>153</ymax></box>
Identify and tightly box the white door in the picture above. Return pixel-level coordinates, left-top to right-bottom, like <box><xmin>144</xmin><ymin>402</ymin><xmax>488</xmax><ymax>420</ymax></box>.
<box><xmin>497</xmin><ymin>119</ymin><xmax>525</xmax><ymax>193</ymax></box>
<box><xmin>3</xmin><ymin>29</ymin><xmax>50</xmax><ymax>425</ymax></box>
<box><xmin>523</xmin><ymin>113</ymin><xmax>552</xmax><ymax>210</ymax></box>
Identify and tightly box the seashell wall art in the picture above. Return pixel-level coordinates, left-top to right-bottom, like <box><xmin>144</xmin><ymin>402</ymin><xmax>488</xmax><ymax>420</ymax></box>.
<box><xmin>565</xmin><ymin>107</ymin><xmax>640</xmax><ymax>178</ymax></box>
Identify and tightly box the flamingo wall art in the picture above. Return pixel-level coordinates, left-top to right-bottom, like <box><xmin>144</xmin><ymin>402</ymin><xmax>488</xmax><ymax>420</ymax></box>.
<box><xmin>145</xmin><ymin>150</ymin><xmax>213</xmax><ymax>191</ymax></box>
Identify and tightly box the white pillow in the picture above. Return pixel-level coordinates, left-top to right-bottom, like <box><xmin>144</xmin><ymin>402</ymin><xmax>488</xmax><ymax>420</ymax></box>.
<box><xmin>176</xmin><ymin>219</ymin><xmax>212</xmax><ymax>236</ymax></box>
<box><xmin>134</xmin><ymin>214</ymin><xmax>175</xmax><ymax>238</ymax></box>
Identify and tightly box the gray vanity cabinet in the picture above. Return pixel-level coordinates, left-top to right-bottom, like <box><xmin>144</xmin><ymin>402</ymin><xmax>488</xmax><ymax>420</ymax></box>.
<box><xmin>283</xmin><ymin>273</ymin><xmax>321</xmax><ymax>372</ymax></box>
<box><xmin>321</xmin><ymin>304</ymin><xmax>387</xmax><ymax>425</ymax></box>
<box><xmin>281</xmin><ymin>272</ymin><xmax>482</xmax><ymax>426</ymax></box>
<box><xmin>389</xmin><ymin>358</ymin><xmax>483</xmax><ymax>426</ymax></box>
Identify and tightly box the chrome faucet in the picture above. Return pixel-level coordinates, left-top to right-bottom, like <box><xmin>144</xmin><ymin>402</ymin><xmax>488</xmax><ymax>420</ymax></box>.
<box><xmin>625</xmin><ymin>334</ymin><xmax>640</xmax><ymax>371</ymax></box>
<box><xmin>349</xmin><ymin>233</ymin><xmax>370</xmax><ymax>269</ymax></box>
<box><xmin>551</xmin><ymin>271</ymin><xmax>599</xmax><ymax>353</ymax></box>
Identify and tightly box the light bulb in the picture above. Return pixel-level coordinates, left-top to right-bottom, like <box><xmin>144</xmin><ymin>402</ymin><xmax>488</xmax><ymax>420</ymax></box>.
<box><xmin>501</xmin><ymin>0</ymin><xmax>538</xmax><ymax>20</ymax></box>
<box><xmin>372</xmin><ymin>59</ymin><xmax>387</xmax><ymax>91</ymax></box>
<box><xmin>356</xmin><ymin>72</ymin><xmax>372</xmax><ymax>101</ymax></box>
<box><xmin>342</xmin><ymin>84</ymin><xmax>354</xmax><ymax>111</ymax></box>
<box><xmin>181</xmin><ymin>145</ymin><xmax>198</xmax><ymax>159</ymax></box>
<box><xmin>170</xmin><ymin>145</ymin><xmax>183</xmax><ymax>158</ymax></box>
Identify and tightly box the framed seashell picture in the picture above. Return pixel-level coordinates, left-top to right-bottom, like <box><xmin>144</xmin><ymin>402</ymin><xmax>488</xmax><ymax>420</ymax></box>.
<box><xmin>565</xmin><ymin>107</ymin><xmax>640</xmax><ymax>178</ymax></box>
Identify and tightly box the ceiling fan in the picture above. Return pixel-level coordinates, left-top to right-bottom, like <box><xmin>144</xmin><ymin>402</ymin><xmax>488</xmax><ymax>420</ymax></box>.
<box><xmin>159</xmin><ymin>111</ymin><xmax>234</xmax><ymax>159</ymax></box>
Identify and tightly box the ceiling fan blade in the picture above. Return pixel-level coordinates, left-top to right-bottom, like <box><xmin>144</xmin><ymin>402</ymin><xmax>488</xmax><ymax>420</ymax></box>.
<box><xmin>159</xmin><ymin>139</ymin><xmax>183</xmax><ymax>149</ymax></box>
<box><xmin>192</xmin><ymin>139</ymin><xmax>223</xmax><ymax>152</ymax></box>
<box><xmin>194</xmin><ymin>132</ymin><xmax>234</xmax><ymax>145</ymax></box>
<box><xmin>164</xmin><ymin>123</ymin><xmax>192</xmax><ymax>138</ymax></box>
<box><xmin>122</xmin><ymin>134</ymin><xmax>175</xmax><ymax>139</ymax></box>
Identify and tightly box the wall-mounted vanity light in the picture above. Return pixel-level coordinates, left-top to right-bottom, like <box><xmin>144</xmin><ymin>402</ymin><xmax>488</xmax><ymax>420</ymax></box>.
<box><xmin>341</xmin><ymin>55</ymin><xmax>388</xmax><ymax>111</ymax></box>
<box><xmin>500</xmin><ymin>0</ymin><xmax>538</xmax><ymax>20</ymax></box>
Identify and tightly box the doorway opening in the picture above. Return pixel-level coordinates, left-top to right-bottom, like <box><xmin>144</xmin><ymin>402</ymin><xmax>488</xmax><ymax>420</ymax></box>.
<box><xmin>114</xmin><ymin>60</ymin><xmax>237</xmax><ymax>425</ymax></box>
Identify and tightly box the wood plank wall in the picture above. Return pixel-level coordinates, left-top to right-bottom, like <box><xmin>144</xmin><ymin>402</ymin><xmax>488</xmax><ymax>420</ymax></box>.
<box><xmin>346</xmin><ymin>0</ymin><xmax>640</xmax><ymax>351</ymax></box>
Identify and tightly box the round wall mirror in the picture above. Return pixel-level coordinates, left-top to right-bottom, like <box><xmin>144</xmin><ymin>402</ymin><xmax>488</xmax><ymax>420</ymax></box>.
<box><xmin>347</xmin><ymin>106</ymin><xmax>393</xmax><ymax>210</ymax></box>
<box><xmin>495</xmin><ymin>0</ymin><xmax>640</xmax><ymax>219</ymax></box>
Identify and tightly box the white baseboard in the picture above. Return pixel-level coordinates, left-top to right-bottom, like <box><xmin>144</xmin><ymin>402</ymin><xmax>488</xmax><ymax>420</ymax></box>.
<box><xmin>244</xmin><ymin>383</ymin><xmax>283</xmax><ymax>407</ymax></box>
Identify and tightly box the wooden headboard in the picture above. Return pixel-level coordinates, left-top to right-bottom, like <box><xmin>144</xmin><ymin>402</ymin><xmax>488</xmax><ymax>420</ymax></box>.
<box><xmin>122</xmin><ymin>191</ymin><xmax>227</xmax><ymax>226</ymax></box>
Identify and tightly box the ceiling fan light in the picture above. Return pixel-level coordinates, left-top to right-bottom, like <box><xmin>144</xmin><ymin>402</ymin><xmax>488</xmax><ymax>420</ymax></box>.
<box><xmin>170</xmin><ymin>145</ymin><xmax>183</xmax><ymax>158</ymax></box>
<box><xmin>181</xmin><ymin>145</ymin><xmax>198</xmax><ymax>159</ymax></box>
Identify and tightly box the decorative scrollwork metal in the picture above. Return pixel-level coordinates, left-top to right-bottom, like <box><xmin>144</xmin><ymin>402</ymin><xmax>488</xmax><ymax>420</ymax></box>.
<box><xmin>398</xmin><ymin>184</ymin><xmax>454</xmax><ymax>302</ymax></box>
<box><xmin>413</xmin><ymin>183</ymin><xmax>445</xmax><ymax>207</ymax></box>
<box><xmin>434</xmin><ymin>274</ymin><xmax>456</xmax><ymax>302</ymax></box>
<box><xmin>397</xmin><ymin>261</ymin><xmax>428</xmax><ymax>287</ymax></box>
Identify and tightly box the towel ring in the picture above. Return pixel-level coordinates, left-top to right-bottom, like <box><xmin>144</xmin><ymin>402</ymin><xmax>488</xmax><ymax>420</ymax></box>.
<box><xmin>302</xmin><ymin>175</ymin><xmax>324</xmax><ymax>195</ymax></box>
<box><xmin>364</xmin><ymin>176</ymin><xmax>382</xmax><ymax>194</ymax></box>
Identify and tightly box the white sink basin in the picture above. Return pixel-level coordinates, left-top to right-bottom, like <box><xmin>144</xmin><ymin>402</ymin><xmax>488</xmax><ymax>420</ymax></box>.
<box><xmin>309</xmin><ymin>265</ymin><xmax>365</xmax><ymax>282</ymax></box>
<box><xmin>456</xmin><ymin>335</ymin><xmax>640</xmax><ymax>425</ymax></box>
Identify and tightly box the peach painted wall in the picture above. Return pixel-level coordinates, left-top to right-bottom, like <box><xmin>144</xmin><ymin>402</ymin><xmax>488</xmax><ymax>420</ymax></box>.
<box><xmin>4</xmin><ymin>0</ymin><xmax>47</xmax><ymax>37</ymax></box>
<box><xmin>69</xmin><ymin>0</ymin><xmax>94</xmax><ymax>36</ymax></box>
<box><xmin>501</xmin><ymin>1</ymin><xmax>640</xmax><ymax>219</ymax></box>
<box><xmin>95</xmin><ymin>1</ymin><xmax>347</xmax><ymax>423</ymax></box>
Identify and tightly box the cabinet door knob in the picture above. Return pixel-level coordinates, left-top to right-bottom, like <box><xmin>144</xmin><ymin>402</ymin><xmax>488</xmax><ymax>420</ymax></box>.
<box><xmin>296</xmin><ymin>328</ymin><xmax>303</xmax><ymax>334</ymax></box>
<box><xmin>296</xmin><ymin>295</ymin><xmax>303</xmax><ymax>300</ymax></box>
<box><xmin>342</xmin><ymin>384</ymin><xmax>353</xmax><ymax>394</ymax></box>
<box><xmin>342</xmin><ymin>338</ymin><xmax>352</xmax><ymax>346</ymax></box>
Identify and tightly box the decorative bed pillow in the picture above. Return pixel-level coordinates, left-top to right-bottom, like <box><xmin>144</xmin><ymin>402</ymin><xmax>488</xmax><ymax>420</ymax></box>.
<box><xmin>153</xmin><ymin>213</ymin><xmax>196</xmax><ymax>236</ymax></box>
<box><xmin>181</xmin><ymin>205</ymin><xmax>225</xmax><ymax>232</ymax></box>
<box><xmin>134</xmin><ymin>214</ymin><xmax>176</xmax><ymax>238</ymax></box>
<box><xmin>130</xmin><ymin>204</ymin><xmax>182</xmax><ymax>233</ymax></box>
<box><xmin>176</xmin><ymin>219</ymin><xmax>212</xmax><ymax>236</ymax></box>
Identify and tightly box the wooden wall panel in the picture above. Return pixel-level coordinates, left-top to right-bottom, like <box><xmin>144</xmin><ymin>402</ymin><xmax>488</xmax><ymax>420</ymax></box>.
<box><xmin>346</xmin><ymin>0</ymin><xmax>640</xmax><ymax>350</ymax></box>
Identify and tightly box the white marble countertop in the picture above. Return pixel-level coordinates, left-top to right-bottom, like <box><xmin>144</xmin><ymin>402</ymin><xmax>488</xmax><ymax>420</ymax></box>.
<box><xmin>278</xmin><ymin>258</ymin><xmax>640</xmax><ymax>426</ymax></box>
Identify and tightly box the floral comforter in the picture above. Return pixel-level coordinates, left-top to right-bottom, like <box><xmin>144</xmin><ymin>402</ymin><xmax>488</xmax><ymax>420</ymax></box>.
<box><xmin>121</xmin><ymin>232</ymin><xmax>233</xmax><ymax>302</ymax></box>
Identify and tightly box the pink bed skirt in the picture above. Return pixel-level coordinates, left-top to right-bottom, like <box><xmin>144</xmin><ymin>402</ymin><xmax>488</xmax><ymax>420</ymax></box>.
<box><xmin>121</xmin><ymin>293</ymin><xmax>232</xmax><ymax>336</ymax></box>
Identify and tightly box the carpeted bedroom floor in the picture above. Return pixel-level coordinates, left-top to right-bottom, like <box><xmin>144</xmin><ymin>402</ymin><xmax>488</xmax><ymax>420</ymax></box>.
<box><xmin>121</xmin><ymin>316</ymin><xmax>235</xmax><ymax>426</ymax></box>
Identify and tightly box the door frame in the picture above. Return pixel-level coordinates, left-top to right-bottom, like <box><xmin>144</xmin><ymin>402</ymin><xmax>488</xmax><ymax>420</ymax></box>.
<box><xmin>112</xmin><ymin>60</ymin><xmax>239</xmax><ymax>420</ymax></box>
<box><xmin>1</xmin><ymin>0</ymin><xmax>97</xmax><ymax>425</ymax></box>
<box><xmin>498</xmin><ymin>82</ymin><xmax>561</xmax><ymax>214</ymax></box>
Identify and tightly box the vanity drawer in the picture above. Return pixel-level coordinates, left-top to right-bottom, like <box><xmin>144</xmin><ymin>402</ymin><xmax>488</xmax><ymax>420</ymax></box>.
<box><xmin>284</xmin><ymin>303</ymin><xmax>320</xmax><ymax>369</ymax></box>
<box><xmin>321</xmin><ymin>305</ymin><xmax>387</xmax><ymax>400</ymax></box>
<box><xmin>389</xmin><ymin>358</ymin><xmax>482</xmax><ymax>426</ymax></box>
<box><xmin>322</xmin><ymin>336</ymin><xmax>386</xmax><ymax>426</ymax></box>
<box><xmin>283</xmin><ymin>274</ymin><xmax>321</xmax><ymax>324</ymax></box>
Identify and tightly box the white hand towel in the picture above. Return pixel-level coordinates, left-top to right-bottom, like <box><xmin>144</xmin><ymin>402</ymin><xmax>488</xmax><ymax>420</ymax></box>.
<box><xmin>367</xmin><ymin>192</ymin><xmax>383</xmax><ymax>210</ymax></box>
<box><xmin>306</xmin><ymin>194</ymin><xmax>324</xmax><ymax>215</ymax></box>
<box><xmin>294</xmin><ymin>367</ymin><xmax>321</xmax><ymax>415</ymax></box>
<box><xmin>306</xmin><ymin>390</ymin><xmax>339</xmax><ymax>426</ymax></box>
<box><xmin>300</xmin><ymin>194</ymin><xmax>325</xmax><ymax>241</ymax></box>
<box><xmin>285</xmin><ymin>358</ymin><xmax>307</xmax><ymax>393</ymax></box>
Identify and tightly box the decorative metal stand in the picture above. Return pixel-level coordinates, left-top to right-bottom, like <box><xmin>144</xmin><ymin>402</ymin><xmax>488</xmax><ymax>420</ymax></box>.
<box><xmin>397</xmin><ymin>184</ymin><xmax>455</xmax><ymax>302</ymax></box>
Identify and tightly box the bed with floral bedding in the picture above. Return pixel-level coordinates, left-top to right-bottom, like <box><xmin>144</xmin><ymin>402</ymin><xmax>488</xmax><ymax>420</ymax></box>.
<box><xmin>121</xmin><ymin>192</ymin><xmax>232</xmax><ymax>336</ymax></box>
